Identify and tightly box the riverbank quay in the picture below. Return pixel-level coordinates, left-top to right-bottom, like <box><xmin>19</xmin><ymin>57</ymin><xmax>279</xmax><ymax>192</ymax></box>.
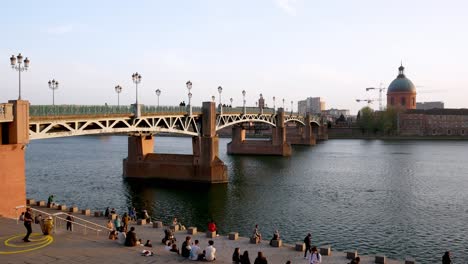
<box><xmin>0</xmin><ymin>206</ymin><xmax>407</xmax><ymax>264</ymax></box>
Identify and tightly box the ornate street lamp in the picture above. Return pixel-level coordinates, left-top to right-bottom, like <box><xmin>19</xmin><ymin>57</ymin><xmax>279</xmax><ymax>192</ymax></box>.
<box><xmin>217</xmin><ymin>86</ymin><xmax>223</xmax><ymax>114</ymax></box>
<box><xmin>282</xmin><ymin>98</ymin><xmax>285</xmax><ymax>109</ymax></box>
<box><xmin>273</xmin><ymin>96</ymin><xmax>276</xmax><ymax>110</ymax></box>
<box><xmin>155</xmin><ymin>89</ymin><xmax>161</xmax><ymax>107</ymax></box>
<box><xmin>242</xmin><ymin>90</ymin><xmax>246</xmax><ymax>114</ymax></box>
<box><xmin>211</xmin><ymin>95</ymin><xmax>215</xmax><ymax>102</ymax></box>
<box><xmin>132</xmin><ymin>72</ymin><xmax>142</xmax><ymax>117</ymax></box>
<box><xmin>115</xmin><ymin>85</ymin><xmax>122</xmax><ymax>106</ymax></box>
<box><xmin>230</xmin><ymin>97</ymin><xmax>233</xmax><ymax>106</ymax></box>
<box><xmin>10</xmin><ymin>53</ymin><xmax>30</xmax><ymax>100</ymax></box>
<box><xmin>186</xmin><ymin>80</ymin><xmax>192</xmax><ymax>115</ymax></box>
<box><xmin>48</xmin><ymin>79</ymin><xmax>59</xmax><ymax>106</ymax></box>
<box><xmin>290</xmin><ymin>100</ymin><xmax>294</xmax><ymax>115</ymax></box>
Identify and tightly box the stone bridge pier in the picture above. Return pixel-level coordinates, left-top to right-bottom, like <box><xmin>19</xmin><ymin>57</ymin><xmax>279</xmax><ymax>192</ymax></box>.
<box><xmin>227</xmin><ymin>108</ymin><xmax>292</xmax><ymax>156</ymax></box>
<box><xmin>123</xmin><ymin>102</ymin><xmax>228</xmax><ymax>184</ymax></box>
<box><xmin>286</xmin><ymin>114</ymin><xmax>317</xmax><ymax>145</ymax></box>
<box><xmin>0</xmin><ymin>100</ymin><xmax>29</xmax><ymax>218</ymax></box>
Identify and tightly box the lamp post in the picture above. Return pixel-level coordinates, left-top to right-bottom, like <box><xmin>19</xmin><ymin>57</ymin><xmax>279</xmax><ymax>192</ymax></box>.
<box><xmin>48</xmin><ymin>79</ymin><xmax>59</xmax><ymax>106</ymax></box>
<box><xmin>282</xmin><ymin>98</ymin><xmax>285</xmax><ymax>109</ymax></box>
<box><xmin>132</xmin><ymin>72</ymin><xmax>142</xmax><ymax>117</ymax></box>
<box><xmin>10</xmin><ymin>53</ymin><xmax>30</xmax><ymax>100</ymax></box>
<box><xmin>230</xmin><ymin>98</ymin><xmax>233</xmax><ymax>107</ymax></box>
<box><xmin>211</xmin><ymin>95</ymin><xmax>215</xmax><ymax>102</ymax></box>
<box><xmin>115</xmin><ymin>85</ymin><xmax>122</xmax><ymax>106</ymax></box>
<box><xmin>186</xmin><ymin>80</ymin><xmax>192</xmax><ymax>115</ymax></box>
<box><xmin>217</xmin><ymin>86</ymin><xmax>223</xmax><ymax>114</ymax></box>
<box><xmin>155</xmin><ymin>89</ymin><xmax>161</xmax><ymax>107</ymax></box>
<box><xmin>273</xmin><ymin>96</ymin><xmax>276</xmax><ymax>111</ymax></box>
<box><xmin>242</xmin><ymin>90</ymin><xmax>246</xmax><ymax>115</ymax></box>
<box><xmin>290</xmin><ymin>100</ymin><xmax>293</xmax><ymax>115</ymax></box>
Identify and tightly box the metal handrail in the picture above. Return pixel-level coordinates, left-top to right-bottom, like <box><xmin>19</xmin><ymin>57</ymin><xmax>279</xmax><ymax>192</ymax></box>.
<box><xmin>52</xmin><ymin>212</ymin><xmax>111</xmax><ymax>232</ymax></box>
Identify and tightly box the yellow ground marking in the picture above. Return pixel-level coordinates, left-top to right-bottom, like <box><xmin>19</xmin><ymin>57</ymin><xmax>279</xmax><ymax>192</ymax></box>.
<box><xmin>0</xmin><ymin>233</ymin><xmax>53</xmax><ymax>254</ymax></box>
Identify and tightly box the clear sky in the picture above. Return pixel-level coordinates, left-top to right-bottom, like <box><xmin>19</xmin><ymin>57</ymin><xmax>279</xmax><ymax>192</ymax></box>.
<box><xmin>1</xmin><ymin>0</ymin><xmax>467</xmax><ymax>114</ymax></box>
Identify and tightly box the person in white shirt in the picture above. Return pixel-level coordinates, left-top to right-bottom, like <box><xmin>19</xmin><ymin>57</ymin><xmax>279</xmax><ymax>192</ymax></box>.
<box><xmin>189</xmin><ymin>239</ymin><xmax>202</xmax><ymax>261</ymax></box>
<box><xmin>204</xmin><ymin>240</ymin><xmax>216</xmax><ymax>261</ymax></box>
<box><xmin>309</xmin><ymin>246</ymin><xmax>322</xmax><ymax>264</ymax></box>
<box><xmin>117</xmin><ymin>231</ymin><xmax>126</xmax><ymax>245</ymax></box>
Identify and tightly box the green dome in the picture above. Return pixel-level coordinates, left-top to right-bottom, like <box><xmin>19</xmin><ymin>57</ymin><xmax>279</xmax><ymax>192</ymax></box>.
<box><xmin>387</xmin><ymin>65</ymin><xmax>416</xmax><ymax>93</ymax></box>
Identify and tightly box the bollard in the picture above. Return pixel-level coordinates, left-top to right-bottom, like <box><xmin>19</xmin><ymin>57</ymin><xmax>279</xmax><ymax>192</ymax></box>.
<box><xmin>375</xmin><ymin>255</ymin><xmax>386</xmax><ymax>264</ymax></box>
<box><xmin>137</xmin><ymin>219</ymin><xmax>147</xmax><ymax>225</ymax></box>
<box><xmin>36</xmin><ymin>201</ymin><xmax>46</xmax><ymax>207</ymax></box>
<box><xmin>81</xmin><ymin>209</ymin><xmax>91</xmax><ymax>216</ymax></box>
<box><xmin>153</xmin><ymin>221</ymin><xmax>163</xmax><ymax>228</ymax></box>
<box><xmin>94</xmin><ymin>211</ymin><xmax>102</xmax><ymax>217</ymax></box>
<box><xmin>346</xmin><ymin>250</ymin><xmax>358</xmax><ymax>260</ymax></box>
<box><xmin>69</xmin><ymin>207</ymin><xmax>79</xmax><ymax>213</ymax></box>
<box><xmin>187</xmin><ymin>227</ymin><xmax>197</xmax><ymax>235</ymax></box>
<box><xmin>58</xmin><ymin>204</ymin><xmax>67</xmax><ymax>211</ymax></box>
<box><xmin>295</xmin><ymin>242</ymin><xmax>305</xmax><ymax>251</ymax></box>
<box><xmin>170</xmin><ymin>224</ymin><xmax>179</xmax><ymax>232</ymax></box>
<box><xmin>26</xmin><ymin>199</ymin><xmax>35</xmax><ymax>205</ymax></box>
<box><xmin>250</xmin><ymin>237</ymin><xmax>260</xmax><ymax>244</ymax></box>
<box><xmin>271</xmin><ymin>239</ymin><xmax>282</xmax><ymax>247</ymax></box>
<box><xmin>405</xmin><ymin>257</ymin><xmax>415</xmax><ymax>264</ymax></box>
<box><xmin>229</xmin><ymin>232</ymin><xmax>239</xmax><ymax>240</ymax></box>
<box><xmin>206</xmin><ymin>231</ymin><xmax>216</xmax><ymax>238</ymax></box>
<box><xmin>319</xmin><ymin>245</ymin><xmax>331</xmax><ymax>256</ymax></box>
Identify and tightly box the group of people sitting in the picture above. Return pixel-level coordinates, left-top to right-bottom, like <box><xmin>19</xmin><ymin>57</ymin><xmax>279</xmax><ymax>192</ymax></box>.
<box><xmin>232</xmin><ymin>249</ymin><xmax>270</xmax><ymax>264</ymax></box>
<box><xmin>164</xmin><ymin>235</ymin><xmax>217</xmax><ymax>261</ymax></box>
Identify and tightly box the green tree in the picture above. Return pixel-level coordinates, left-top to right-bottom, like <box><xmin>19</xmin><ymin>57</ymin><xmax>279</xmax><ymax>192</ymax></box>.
<box><xmin>357</xmin><ymin>106</ymin><xmax>375</xmax><ymax>134</ymax></box>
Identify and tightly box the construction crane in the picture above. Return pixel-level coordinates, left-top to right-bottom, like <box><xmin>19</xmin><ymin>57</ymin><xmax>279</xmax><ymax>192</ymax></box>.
<box><xmin>355</xmin><ymin>99</ymin><xmax>374</xmax><ymax>107</ymax></box>
<box><xmin>365</xmin><ymin>83</ymin><xmax>386</xmax><ymax>111</ymax></box>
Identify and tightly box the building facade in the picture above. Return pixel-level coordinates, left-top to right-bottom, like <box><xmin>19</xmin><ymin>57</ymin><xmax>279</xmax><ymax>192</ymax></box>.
<box><xmin>387</xmin><ymin>64</ymin><xmax>417</xmax><ymax>110</ymax></box>
<box><xmin>298</xmin><ymin>97</ymin><xmax>325</xmax><ymax>115</ymax></box>
<box><xmin>416</xmin><ymin>101</ymin><xmax>444</xmax><ymax>110</ymax></box>
<box><xmin>398</xmin><ymin>109</ymin><xmax>468</xmax><ymax>136</ymax></box>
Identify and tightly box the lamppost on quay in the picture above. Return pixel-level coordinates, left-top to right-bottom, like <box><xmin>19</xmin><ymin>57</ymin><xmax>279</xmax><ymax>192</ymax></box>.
<box><xmin>282</xmin><ymin>98</ymin><xmax>285</xmax><ymax>109</ymax></box>
<box><xmin>48</xmin><ymin>79</ymin><xmax>59</xmax><ymax>106</ymax></box>
<box><xmin>115</xmin><ymin>85</ymin><xmax>122</xmax><ymax>106</ymax></box>
<box><xmin>155</xmin><ymin>89</ymin><xmax>161</xmax><ymax>107</ymax></box>
<box><xmin>186</xmin><ymin>80</ymin><xmax>192</xmax><ymax>115</ymax></box>
<box><xmin>273</xmin><ymin>96</ymin><xmax>276</xmax><ymax>111</ymax></box>
<box><xmin>132</xmin><ymin>72</ymin><xmax>142</xmax><ymax>117</ymax></box>
<box><xmin>242</xmin><ymin>90</ymin><xmax>246</xmax><ymax>115</ymax></box>
<box><xmin>230</xmin><ymin>98</ymin><xmax>233</xmax><ymax>107</ymax></box>
<box><xmin>212</xmin><ymin>95</ymin><xmax>215</xmax><ymax>102</ymax></box>
<box><xmin>10</xmin><ymin>53</ymin><xmax>30</xmax><ymax>100</ymax></box>
<box><xmin>217</xmin><ymin>86</ymin><xmax>223</xmax><ymax>114</ymax></box>
<box><xmin>290</xmin><ymin>100</ymin><xmax>293</xmax><ymax>115</ymax></box>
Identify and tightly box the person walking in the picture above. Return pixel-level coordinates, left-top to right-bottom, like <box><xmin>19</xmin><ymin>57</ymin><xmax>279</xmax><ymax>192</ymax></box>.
<box><xmin>66</xmin><ymin>213</ymin><xmax>74</xmax><ymax>231</ymax></box>
<box><xmin>304</xmin><ymin>233</ymin><xmax>312</xmax><ymax>258</ymax></box>
<box><xmin>22</xmin><ymin>208</ymin><xmax>33</xmax><ymax>242</ymax></box>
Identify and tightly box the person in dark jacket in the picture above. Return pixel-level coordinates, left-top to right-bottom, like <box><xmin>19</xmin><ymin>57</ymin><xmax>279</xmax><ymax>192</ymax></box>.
<box><xmin>254</xmin><ymin>251</ymin><xmax>268</xmax><ymax>264</ymax></box>
<box><xmin>442</xmin><ymin>251</ymin><xmax>452</xmax><ymax>264</ymax></box>
<box><xmin>240</xmin><ymin>250</ymin><xmax>251</xmax><ymax>264</ymax></box>
<box><xmin>124</xmin><ymin>227</ymin><xmax>137</xmax><ymax>247</ymax></box>
<box><xmin>22</xmin><ymin>208</ymin><xmax>33</xmax><ymax>242</ymax></box>
<box><xmin>181</xmin><ymin>236</ymin><xmax>192</xmax><ymax>258</ymax></box>
<box><xmin>232</xmin><ymin>247</ymin><xmax>241</xmax><ymax>263</ymax></box>
<box><xmin>304</xmin><ymin>233</ymin><xmax>312</xmax><ymax>258</ymax></box>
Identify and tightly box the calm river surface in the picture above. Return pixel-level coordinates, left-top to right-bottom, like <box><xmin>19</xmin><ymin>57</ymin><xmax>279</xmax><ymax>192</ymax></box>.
<box><xmin>26</xmin><ymin>136</ymin><xmax>468</xmax><ymax>263</ymax></box>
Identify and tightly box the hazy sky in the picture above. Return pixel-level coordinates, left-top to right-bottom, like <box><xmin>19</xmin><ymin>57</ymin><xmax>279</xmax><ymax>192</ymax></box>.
<box><xmin>1</xmin><ymin>0</ymin><xmax>467</xmax><ymax>114</ymax></box>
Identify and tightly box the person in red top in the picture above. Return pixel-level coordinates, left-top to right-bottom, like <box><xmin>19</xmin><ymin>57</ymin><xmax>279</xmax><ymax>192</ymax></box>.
<box><xmin>207</xmin><ymin>219</ymin><xmax>217</xmax><ymax>235</ymax></box>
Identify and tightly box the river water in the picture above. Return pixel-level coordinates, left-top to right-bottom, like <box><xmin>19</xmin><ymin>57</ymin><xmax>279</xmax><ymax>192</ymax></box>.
<box><xmin>25</xmin><ymin>136</ymin><xmax>468</xmax><ymax>263</ymax></box>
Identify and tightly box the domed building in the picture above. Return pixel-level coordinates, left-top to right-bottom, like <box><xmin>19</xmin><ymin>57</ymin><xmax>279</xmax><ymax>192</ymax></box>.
<box><xmin>387</xmin><ymin>64</ymin><xmax>416</xmax><ymax>110</ymax></box>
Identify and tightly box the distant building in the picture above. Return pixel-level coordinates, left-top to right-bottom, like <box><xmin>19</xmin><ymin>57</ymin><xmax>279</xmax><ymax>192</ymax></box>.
<box><xmin>298</xmin><ymin>97</ymin><xmax>325</xmax><ymax>115</ymax></box>
<box><xmin>387</xmin><ymin>64</ymin><xmax>417</xmax><ymax>110</ymax></box>
<box><xmin>322</xmin><ymin>108</ymin><xmax>350</xmax><ymax>118</ymax></box>
<box><xmin>398</xmin><ymin>109</ymin><xmax>468</xmax><ymax>136</ymax></box>
<box><xmin>416</xmin><ymin>101</ymin><xmax>444</xmax><ymax>110</ymax></box>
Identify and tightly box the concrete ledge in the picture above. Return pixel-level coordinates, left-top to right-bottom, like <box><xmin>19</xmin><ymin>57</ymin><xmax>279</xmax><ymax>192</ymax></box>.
<box><xmin>320</xmin><ymin>245</ymin><xmax>331</xmax><ymax>256</ymax></box>
<box><xmin>271</xmin><ymin>239</ymin><xmax>282</xmax><ymax>247</ymax></box>
<box><xmin>229</xmin><ymin>232</ymin><xmax>238</xmax><ymax>240</ymax></box>
<box><xmin>58</xmin><ymin>204</ymin><xmax>67</xmax><ymax>211</ymax></box>
<box><xmin>81</xmin><ymin>209</ymin><xmax>91</xmax><ymax>216</ymax></box>
<box><xmin>405</xmin><ymin>258</ymin><xmax>415</xmax><ymax>264</ymax></box>
<box><xmin>153</xmin><ymin>221</ymin><xmax>163</xmax><ymax>228</ymax></box>
<box><xmin>346</xmin><ymin>250</ymin><xmax>358</xmax><ymax>260</ymax></box>
<box><xmin>187</xmin><ymin>227</ymin><xmax>197</xmax><ymax>235</ymax></box>
<box><xmin>375</xmin><ymin>255</ymin><xmax>386</xmax><ymax>264</ymax></box>
<box><xmin>170</xmin><ymin>224</ymin><xmax>179</xmax><ymax>232</ymax></box>
<box><xmin>36</xmin><ymin>201</ymin><xmax>46</xmax><ymax>207</ymax></box>
<box><xmin>69</xmin><ymin>207</ymin><xmax>78</xmax><ymax>213</ymax></box>
<box><xmin>206</xmin><ymin>231</ymin><xmax>216</xmax><ymax>238</ymax></box>
<box><xmin>250</xmin><ymin>237</ymin><xmax>260</xmax><ymax>244</ymax></box>
<box><xmin>26</xmin><ymin>199</ymin><xmax>35</xmax><ymax>205</ymax></box>
<box><xmin>295</xmin><ymin>242</ymin><xmax>305</xmax><ymax>251</ymax></box>
<box><xmin>94</xmin><ymin>211</ymin><xmax>102</xmax><ymax>217</ymax></box>
<box><xmin>137</xmin><ymin>219</ymin><xmax>146</xmax><ymax>225</ymax></box>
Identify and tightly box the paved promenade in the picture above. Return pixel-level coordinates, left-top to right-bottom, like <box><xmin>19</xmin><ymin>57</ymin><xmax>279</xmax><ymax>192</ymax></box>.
<box><xmin>0</xmin><ymin>206</ymin><xmax>404</xmax><ymax>264</ymax></box>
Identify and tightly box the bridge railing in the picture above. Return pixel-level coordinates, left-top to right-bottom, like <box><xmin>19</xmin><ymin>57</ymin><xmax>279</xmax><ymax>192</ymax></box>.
<box><xmin>0</xmin><ymin>103</ymin><xmax>14</xmax><ymax>123</ymax></box>
<box><xmin>222</xmin><ymin>107</ymin><xmax>276</xmax><ymax>115</ymax></box>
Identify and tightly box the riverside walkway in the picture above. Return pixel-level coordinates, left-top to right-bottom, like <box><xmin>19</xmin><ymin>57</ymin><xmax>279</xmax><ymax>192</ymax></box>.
<box><xmin>0</xmin><ymin>206</ymin><xmax>404</xmax><ymax>264</ymax></box>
